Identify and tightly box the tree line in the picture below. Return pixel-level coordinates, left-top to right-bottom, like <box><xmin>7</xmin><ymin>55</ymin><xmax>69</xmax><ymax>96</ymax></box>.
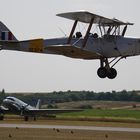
<box><xmin>0</xmin><ymin>89</ymin><xmax>140</xmax><ymax>106</ymax></box>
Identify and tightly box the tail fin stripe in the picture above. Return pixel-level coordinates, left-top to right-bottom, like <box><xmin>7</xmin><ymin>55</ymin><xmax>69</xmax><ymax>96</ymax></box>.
<box><xmin>1</xmin><ymin>31</ymin><xmax>13</xmax><ymax>40</ymax></box>
<box><xmin>8</xmin><ymin>32</ymin><xmax>13</xmax><ymax>40</ymax></box>
<box><xmin>1</xmin><ymin>31</ymin><xmax>5</xmax><ymax>40</ymax></box>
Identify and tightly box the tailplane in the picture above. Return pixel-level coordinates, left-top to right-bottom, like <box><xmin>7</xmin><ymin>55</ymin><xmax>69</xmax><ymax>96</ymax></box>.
<box><xmin>0</xmin><ymin>21</ymin><xmax>18</xmax><ymax>41</ymax></box>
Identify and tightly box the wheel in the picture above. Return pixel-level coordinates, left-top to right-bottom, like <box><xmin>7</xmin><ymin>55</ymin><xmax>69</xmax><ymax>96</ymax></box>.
<box><xmin>97</xmin><ymin>67</ymin><xmax>108</xmax><ymax>78</ymax></box>
<box><xmin>24</xmin><ymin>116</ymin><xmax>29</xmax><ymax>121</ymax></box>
<box><xmin>107</xmin><ymin>68</ymin><xmax>117</xmax><ymax>79</ymax></box>
<box><xmin>33</xmin><ymin>116</ymin><xmax>36</xmax><ymax>121</ymax></box>
<box><xmin>0</xmin><ymin>115</ymin><xmax>4</xmax><ymax>120</ymax></box>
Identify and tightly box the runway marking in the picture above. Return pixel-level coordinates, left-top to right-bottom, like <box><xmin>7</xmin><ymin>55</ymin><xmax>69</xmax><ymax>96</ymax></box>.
<box><xmin>0</xmin><ymin>124</ymin><xmax>140</xmax><ymax>132</ymax></box>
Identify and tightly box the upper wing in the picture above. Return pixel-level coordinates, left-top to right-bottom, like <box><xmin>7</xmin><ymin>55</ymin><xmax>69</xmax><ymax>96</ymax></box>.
<box><xmin>23</xmin><ymin>109</ymin><xmax>82</xmax><ymax>116</ymax></box>
<box><xmin>57</xmin><ymin>11</ymin><xmax>133</xmax><ymax>26</ymax></box>
<box><xmin>46</xmin><ymin>45</ymin><xmax>102</xmax><ymax>59</ymax></box>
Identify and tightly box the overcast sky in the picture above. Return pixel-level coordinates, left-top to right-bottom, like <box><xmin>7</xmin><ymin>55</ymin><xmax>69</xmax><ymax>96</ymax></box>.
<box><xmin>0</xmin><ymin>0</ymin><xmax>140</xmax><ymax>93</ymax></box>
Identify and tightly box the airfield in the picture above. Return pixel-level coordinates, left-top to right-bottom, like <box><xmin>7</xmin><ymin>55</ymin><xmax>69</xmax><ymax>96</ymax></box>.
<box><xmin>1</xmin><ymin>99</ymin><xmax>140</xmax><ymax>139</ymax></box>
<box><xmin>0</xmin><ymin>118</ymin><xmax>140</xmax><ymax>140</ymax></box>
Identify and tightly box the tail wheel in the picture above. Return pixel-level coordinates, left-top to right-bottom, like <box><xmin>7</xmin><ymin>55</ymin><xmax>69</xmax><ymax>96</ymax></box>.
<box><xmin>107</xmin><ymin>68</ymin><xmax>117</xmax><ymax>79</ymax></box>
<box><xmin>97</xmin><ymin>67</ymin><xmax>108</xmax><ymax>78</ymax></box>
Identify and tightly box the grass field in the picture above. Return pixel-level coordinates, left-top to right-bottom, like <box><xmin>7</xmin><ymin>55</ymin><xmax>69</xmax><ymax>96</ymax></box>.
<box><xmin>0</xmin><ymin>127</ymin><xmax>140</xmax><ymax>140</ymax></box>
<box><xmin>58</xmin><ymin>109</ymin><xmax>140</xmax><ymax>120</ymax></box>
<box><xmin>1</xmin><ymin>101</ymin><xmax>140</xmax><ymax>140</ymax></box>
<box><xmin>3</xmin><ymin>108</ymin><xmax>140</xmax><ymax>124</ymax></box>
<box><xmin>55</xmin><ymin>100</ymin><xmax>140</xmax><ymax>110</ymax></box>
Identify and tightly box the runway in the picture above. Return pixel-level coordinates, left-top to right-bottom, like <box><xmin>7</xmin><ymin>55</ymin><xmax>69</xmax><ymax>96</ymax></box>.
<box><xmin>0</xmin><ymin>123</ymin><xmax>140</xmax><ymax>132</ymax></box>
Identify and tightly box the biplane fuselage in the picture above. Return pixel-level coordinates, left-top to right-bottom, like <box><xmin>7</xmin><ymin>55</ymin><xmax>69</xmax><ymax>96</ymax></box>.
<box><xmin>0</xmin><ymin>11</ymin><xmax>139</xmax><ymax>79</ymax></box>
<box><xmin>2</xmin><ymin>36</ymin><xmax>140</xmax><ymax>58</ymax></box>
<box><xmin>42</xmin><ymin>36</ymin><xmax>140</xmax><ymax>58</ymax></box>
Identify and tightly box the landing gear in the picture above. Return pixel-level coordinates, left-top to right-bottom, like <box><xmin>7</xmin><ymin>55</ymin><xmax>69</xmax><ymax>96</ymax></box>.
<box><xmin>97</xmin><ymin>67</ymin><xmax>108</xmax><ymax>78</ymax></box>
<box><xmin>97</xmin><ymin>57</ymin><xmax>122</xmax><ymax>79</ymax></box>
<box><xmin>33</xmin><ymin>116</ymin><xmax>37</xmax><ymax>121</ymax></box>
<box><xmin>0</xmin><ymin>115</ymin><xmax>4</xmax><ymax>120</ymax></box>
<box><xmin>24</xmin><ymin>116</ymin><xmax>29</xmax><ymax>121</ymax></box>
<box><xmin>107</xmin><ymin>68</ymin><xmax>117</xmax><ymax>79</ymax></box>
<box><xmin>97</xmin><ymin>67</ymin><xmax>117</xmax><ymax>79</ymax></box>
<box><xmin>24</xmin><ymin>116</ymin><xmax>37</xmax><ymax>121</ymax></box>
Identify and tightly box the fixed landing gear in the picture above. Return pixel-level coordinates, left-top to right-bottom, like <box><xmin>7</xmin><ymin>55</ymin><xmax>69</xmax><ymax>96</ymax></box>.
<box><xmin>24</xmin><ymin>116</ymin><xmax>29</xmax><ymax>121</ymax></box>
<box><xmin>0</xmin><ymin>115</ymin><xmax>4</xmax><ymax>120</ymax></box>
<box><xmin>97</xmin><ymin>67</ymin><xmax>117</xmax><ymax>79</ymax></box>
<box><xmin>24</xmin><ymin>116</ymin><xmax>37</xmax><ymax>121</ymax></box>
<box><xmin>107</xmin><ymin>68</ymin><xmax>117</xmax><ymax>79</ymax></box>
<box><xmin>97</xmin><ymin>57</ymin><xmax>122</xmax><ymax>79</ymax></box>
<box><xmin>97</xmin><ymin>67</ymin><xmax>108</xmax><ymax>79</ymax></box>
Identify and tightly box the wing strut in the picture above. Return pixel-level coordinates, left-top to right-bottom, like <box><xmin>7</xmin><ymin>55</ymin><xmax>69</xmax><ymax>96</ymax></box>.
<box><xmin>67</xmin><ymin>20</ymin><xmax>78</xmax><ymax>44</ymax></box>
<box><xmin>82</xmin><ymin>18</ymin><xmax>94</xmax><ymax>48</ymax></box>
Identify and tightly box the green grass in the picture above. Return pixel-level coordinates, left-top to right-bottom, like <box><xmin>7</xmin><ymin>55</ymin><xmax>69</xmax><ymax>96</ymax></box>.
<box><xmin>58</xmin><ymin>109</ymin><xmax>140</xmax><ymax>120</ymax></box>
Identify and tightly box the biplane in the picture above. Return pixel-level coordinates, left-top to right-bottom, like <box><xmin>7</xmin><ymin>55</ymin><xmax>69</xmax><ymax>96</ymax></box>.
<box><xmin>0</xmin><ymin>11</ymin><xmax>139</xmax><ymax>79</ymax></box>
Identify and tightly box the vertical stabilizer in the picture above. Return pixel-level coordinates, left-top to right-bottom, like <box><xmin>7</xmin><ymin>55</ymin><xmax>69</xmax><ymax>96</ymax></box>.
<box><xmin>0</xmin><ymin>21</ymin><xmax>18</xmax><ymax>41</ymax></box>
<box><xmin>36</xmin><ymin>99</ymin><xmax>41</xmax><ymax>109</ymax></box>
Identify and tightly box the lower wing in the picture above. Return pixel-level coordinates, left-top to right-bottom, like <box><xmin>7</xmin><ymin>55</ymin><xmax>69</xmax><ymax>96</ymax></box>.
<box><xmin>46</xmin><ymin>45</ymin><xmax>102</xmax><ymax>59</ymax></box>
<box><xmin>23</xmin><ymin>109</ymin><xmax>83</xmax><ymax>116</ymax></box>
